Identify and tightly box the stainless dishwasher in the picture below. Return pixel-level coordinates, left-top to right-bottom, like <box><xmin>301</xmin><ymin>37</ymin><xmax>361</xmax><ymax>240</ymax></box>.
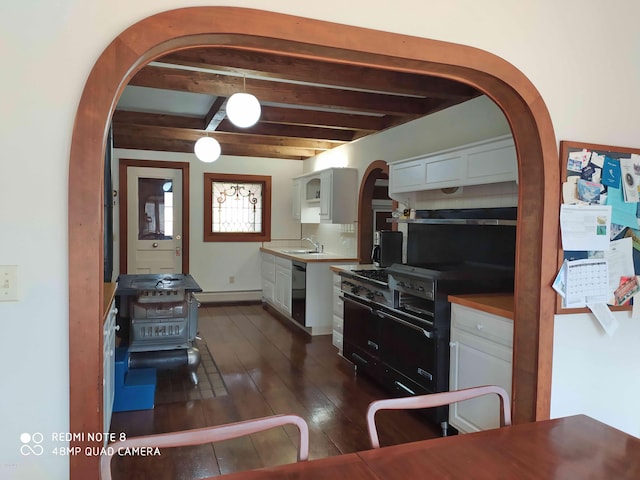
<box><xmin>291</xmin><ymin>261</ymin><xmax>306</xmax><ymax>326</ymax></box>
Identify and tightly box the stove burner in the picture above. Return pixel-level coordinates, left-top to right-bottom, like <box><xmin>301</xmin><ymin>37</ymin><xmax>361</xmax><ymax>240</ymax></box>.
<box><xmin>351</xmin><ymin>269</ymin><xmax>389</xmax><ymax>283</ymax></box>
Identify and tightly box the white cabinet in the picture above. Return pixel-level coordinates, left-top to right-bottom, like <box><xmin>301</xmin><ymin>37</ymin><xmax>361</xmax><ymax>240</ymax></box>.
<box><xmin>274</xmin><ymin>257</ymin><xmax>292</xmax><ymax>314</ymax></box>
<box><xmin>331</xmin><ymin>273</ymin><xmax>344</xmax><ymax>353</ymax></box>
<box><xmin>261</xmin><ymin>252</ymin><xmax>290</xmax><ymax>314</ymax></box>
<box><xmin>449</xmin><ymin>303</ymin><xmax>513</xmax><ymax>434</ymax></box>
<box><xmin>291</xmin><ymin>178</ymin><xmax>301</xmax><ymax>221</ymax></box>
<box><xmin>389</xmin><ymin>135</ymin><xmax>517</xmax><ymax>200</ymax></box>
<box><xmin>294</xmin><ymin>168</ymin><xmax>357</xmax><ymax>224</ymax></box>
<box><xmin>261</xmin><ymin>252</ymin><xmax>276</xmax><ymax>303</ymax></box>
<box><xmin>103</xmin><ymin>298</ymin><xmax>118</xmax><ymax>435</ymax></box>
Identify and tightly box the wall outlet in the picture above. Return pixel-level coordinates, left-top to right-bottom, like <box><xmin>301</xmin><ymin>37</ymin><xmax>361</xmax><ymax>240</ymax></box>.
<box><xmin>229</xmin><ymin>276</ymin><xmax>235</xmax><ymax>284</ymax></box>
<box><xmin>0</xmin><ymin>265</ymin><xmax>18</xmax><ymax>302</ymax></box>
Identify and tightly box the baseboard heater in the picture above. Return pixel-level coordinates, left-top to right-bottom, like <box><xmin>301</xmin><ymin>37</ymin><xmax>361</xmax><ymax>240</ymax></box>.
<box><xmin>194</xmin><ymin>290</ymin><xmax>262</xmax><ymax>304</ymax></box>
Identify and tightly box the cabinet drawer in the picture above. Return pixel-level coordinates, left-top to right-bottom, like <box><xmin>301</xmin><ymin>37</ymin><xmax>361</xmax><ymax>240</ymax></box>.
<box><xmin>275</xmin><ymin>256</ymin><xmax>292</xmax><ymax>269</ymax></box>
<box><xmin>332</xmin><ymin>331</ymin><xmax>343</xmax><ymax>351</ymax></box>
<box><xmin>262</xmin><ymin>260</ymin><xmax>276</xmax><ymax>282</ymax></box>
<box><xmin>451</xmin><ymin>304</ymin><xmax>513</xmax><ymax>347</ymax></box>
<box><xmin>333</xmin><ymin>314</ymin><xmax>344</xmax><ymax>334</ymax></box>
<box><xmin>333</xmin><ymin>287</ymin><xmax>343</xmax><ymax>317</ymax></box>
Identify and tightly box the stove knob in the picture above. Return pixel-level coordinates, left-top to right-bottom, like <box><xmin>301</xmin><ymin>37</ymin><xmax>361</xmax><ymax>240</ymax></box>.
<box><xmin>366</xmin><ymin>292</ymin><xmax>375</xmax><ymax>300</ymax></box>
<box><xmin>351</xmin><ymin>286</ymin><xmax>361</xmax><ymax>294</ymax></box>
<box><xmin>417</xmin><ymin>285</ymin><xmax>425</xmax><ymax>292</ymax></box>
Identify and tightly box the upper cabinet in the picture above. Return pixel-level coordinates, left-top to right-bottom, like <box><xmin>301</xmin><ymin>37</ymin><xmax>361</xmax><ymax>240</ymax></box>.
<box><xmin>293</xmin><ymin>168</ymin><xmax>358</xmax><ymax>224</ymax></box>
<box><xmin>389</xmin><ymin>135</ymin><xmax>517</xmax><ymax>203</ymax></box>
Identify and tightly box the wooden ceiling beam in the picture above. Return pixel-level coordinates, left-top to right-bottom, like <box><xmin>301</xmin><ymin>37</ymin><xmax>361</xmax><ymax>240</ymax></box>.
<box><xmin>113</xmin><ymin>124</ymin><xmax>342</xmax><ymax>150</ymax></box>
<box><xmin>216</xmin><ymin>119</ymin><xmax>356</xmax><ymax>142</ymax></box>
<box><xmin>203</xmin><ymin>96</ymin><xmax>227</xmax><ymax>131</ymax></box>
<box><xmin>160</xmin><ymin>47</ymin><xmax>479</xmax><ymax>99</ymax></box>
<box><xmin>112</xmin><ymin>110</ymin><xmax>202</xmax><ymax>129</ymax></box>
<box><xmin>129</xmin><ymin>65</ymin><xmax>451</xmax><ymax>116</ymax></box>
<box><xmin>259</xmin><ymin>105</ymin><xmax>384</xmax><ymax>131</ymax></box>
<box><xmin>112</xmin><ymin>134</ymin><xmax>311</xmax><ymax>160</ymax></box>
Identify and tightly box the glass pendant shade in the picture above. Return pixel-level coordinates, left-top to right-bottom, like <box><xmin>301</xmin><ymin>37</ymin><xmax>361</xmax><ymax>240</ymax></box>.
<box><xmin>194</xmin><ymin>136</ymin><xmax>221</xmax><ymax>163</ymax></box>
<box><xmin>226</xmin><ymin>92</ymin><xmax>261</xmax><ymax>128</ymax></box>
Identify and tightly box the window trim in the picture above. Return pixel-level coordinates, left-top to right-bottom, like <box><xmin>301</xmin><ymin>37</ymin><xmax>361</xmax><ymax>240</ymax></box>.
<box><xmin>203</xmin><ymin>172</ymin><xmax>272</xmax><ymax>242</ymax></box>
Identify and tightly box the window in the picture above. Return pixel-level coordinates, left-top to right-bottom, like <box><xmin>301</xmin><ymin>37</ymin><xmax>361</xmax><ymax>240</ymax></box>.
<box><xmin>204</xmin><ymin>173</ymin><xmax>271</xmax><ymax>242</ymax></box>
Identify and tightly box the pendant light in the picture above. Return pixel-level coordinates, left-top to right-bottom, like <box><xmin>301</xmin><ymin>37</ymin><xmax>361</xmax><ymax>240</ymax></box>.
<box><xmin>194</xmin><ymin>135</ymin><xmax>221</xmax><ymax>163</ymax></box>
<box><xmin>226</xmin><ymin>75</ymin><xmax>261</xmax><ymax>128</ymax></box>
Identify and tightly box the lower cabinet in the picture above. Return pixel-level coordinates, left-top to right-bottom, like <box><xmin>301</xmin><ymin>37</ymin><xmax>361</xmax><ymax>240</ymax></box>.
<box><xmin>261</xmin><ymin>252</ymin><xmax>276</xmax><ymax>303</ymax></box>
<box><xmin>449</xmin><ymin>304</ymin><xmax>513</xmax><ymax>434</ymax></box>
<box><xmin>103</xmin><ymin>299</ymin><xmax>118</xmax><ymax>435</ymax></box>
<box><xmin>274</xmin><ymin>258</ymin><xmax>292</xmax><ymax>315</ymax></box>
<box><xmin>331</xmin><ymin>274</ymin><xmax>344</xmax><ymax>353</ymax></box>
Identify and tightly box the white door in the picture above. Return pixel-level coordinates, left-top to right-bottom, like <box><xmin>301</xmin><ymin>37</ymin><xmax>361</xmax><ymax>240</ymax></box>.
<box><xmin>127</xmin><ymin>166</ymin><xmax>183</xmax><ymax>274</ymax></box>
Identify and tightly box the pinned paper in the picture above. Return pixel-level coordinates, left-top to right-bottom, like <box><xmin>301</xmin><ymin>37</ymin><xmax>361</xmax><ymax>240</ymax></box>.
<box><xmin>604</xmin><ymin>237</ymin><xmax>635</xmax><ymax>299</ymax></box>
<box><xmin>606</xmin><ymin>186</ymin><xmax>638</xmax><ymax>229</ymax></box>
<box><xmin>619</xmin><ymin>157</ymin><xmax>639</xmax><ymax>203</ymax></box>
<box><xmin>567</xmin><ymin>149</ymin><xmax>592</xmax><ymax>172</ymax></box>
<box><xmin>601</xmin><ymin>156</ymin><xmax>621</xmax><ymax>188</ymax></box>
<box><xmin>614</xmin><ymin>276</ymin><xmax>640</xmax><ymax>305</ymax></box>
<box><xmin>587</xmin><ymin>303</ymin><xmax>619</xmax><ymax>336</ymax></box>
<box><xmin>560</xmin><ymin>204</ymin><xmax>611</xmax><ymax>251</ymax></box>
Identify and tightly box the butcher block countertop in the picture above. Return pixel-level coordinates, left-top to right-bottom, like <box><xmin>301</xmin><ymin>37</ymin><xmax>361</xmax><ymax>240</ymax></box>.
<box><xmin>103</xmin><ymin>282</ymin><xmax>117</xmax><ymax>323</ymax></box>
<box><xmin>448</xmin><ymin>293</ymin><xmax>514</xmax><ymax>320</ymax></box>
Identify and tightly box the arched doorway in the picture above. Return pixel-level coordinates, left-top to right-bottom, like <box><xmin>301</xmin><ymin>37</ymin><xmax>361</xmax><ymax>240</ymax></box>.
<box><xmin>358</xmin><ymin>160</ymin><xmax>394</xmax><ymax>264</ymax></box>
<box><xmin>69</xmin><ymin>7</ymin><xmax>559</xmax><ymax>477</ymax></box>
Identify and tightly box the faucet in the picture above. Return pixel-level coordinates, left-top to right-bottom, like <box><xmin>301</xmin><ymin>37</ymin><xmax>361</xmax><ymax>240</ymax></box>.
<box><xmin>302</xmin><ymin>237</ymin><xmax>320</xmax><ymax>253</ymax></box>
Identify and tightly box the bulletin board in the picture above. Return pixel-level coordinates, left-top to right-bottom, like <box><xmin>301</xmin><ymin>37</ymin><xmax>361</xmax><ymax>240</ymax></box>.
<box><xmin>557</xmin><ymin>140</ymin><xmax>640</xmax><ymax>314</ymax></box>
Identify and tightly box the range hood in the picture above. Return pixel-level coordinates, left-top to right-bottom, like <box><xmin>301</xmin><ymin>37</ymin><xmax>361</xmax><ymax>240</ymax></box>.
<box><xmin>388</xmin><ymin>207</ymin><xmax>517</xmax><ymax>226</ymax></box>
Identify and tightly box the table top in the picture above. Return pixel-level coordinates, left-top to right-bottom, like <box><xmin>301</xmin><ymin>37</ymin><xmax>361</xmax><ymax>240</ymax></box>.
<box><xmin>212</xmin><ymin>415</ymin><xmax>640</xmax><ymax>480</ymax></box>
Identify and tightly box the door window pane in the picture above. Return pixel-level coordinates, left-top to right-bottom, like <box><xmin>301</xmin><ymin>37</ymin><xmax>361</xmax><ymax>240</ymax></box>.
<box><xmin>138</xmin><ymin>178</ymin><xmax>173</xmax><ymax>240</ymax></box>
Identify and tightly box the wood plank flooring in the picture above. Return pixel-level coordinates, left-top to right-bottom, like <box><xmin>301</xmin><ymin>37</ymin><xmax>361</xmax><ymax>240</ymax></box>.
<box><xmin>109</xmin><ymin>303</ymin><xmax>439</xmax><ymax>479</ymax></box>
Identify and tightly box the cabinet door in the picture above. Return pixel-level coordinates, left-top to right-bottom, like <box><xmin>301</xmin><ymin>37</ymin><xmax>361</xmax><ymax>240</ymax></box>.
<box><xmin>319</xmin><ymin>170</ymin><xmax>333</xmax><ymax>221</ymax></box>
<box><xmin>389</xmin><ymin>159</ymin><xmax>426</xmax><ymax>193</ymax></box>
<box><xmin>449</xmin><ymin>328</ymin><xmax>512</xmax><ymax>433</ymax></box>
<box><xmin>291</xmin><ymin>179</ymin><xmax>301</xmax><ymax>221</ymax></box>
<box><xmin>103</xmin><ymin>300</ymin><xmax>117</xmax><ymax>433</ymax></box>
<box><xmin>275</xmin><ymin>266</ymin><xmax>292</xmax><ymax>314</ymax></box>
<box><xmin>424</xmin><ymin>152</ymin><xmax>465</xmax><ymax>188</ymax></box>
<box><xmin>262</xmin><ymin>279</ymin><xmax>275</xmax><ymax>303</ymax></box>
<box><xmin>466</xmin><ymin>139</ymin><xmax>517</xmax><ymax>185</ymax></box>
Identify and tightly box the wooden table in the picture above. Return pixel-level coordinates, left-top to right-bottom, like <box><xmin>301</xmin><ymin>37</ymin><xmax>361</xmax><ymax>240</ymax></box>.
<box><xmin>212</xmin><ymin>415</ymin><xmax>640</xmax><ymax>479</ymax></box>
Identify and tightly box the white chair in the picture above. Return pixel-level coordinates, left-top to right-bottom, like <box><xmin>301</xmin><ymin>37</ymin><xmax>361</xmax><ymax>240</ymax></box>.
<box><xmin>366</xmin><ymin>385</ymin><xmax>512</xmax><ymax>448</ymax></box>
<box><xmin>99</xmin><ymin>414</ymin><xmax>309</xmax><ymax>480</ymax></box>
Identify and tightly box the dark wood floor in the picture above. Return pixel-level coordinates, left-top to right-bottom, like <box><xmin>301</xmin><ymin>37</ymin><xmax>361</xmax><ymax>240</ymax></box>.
<box><xmin>109</xmin><ymin>303</ymin><xmax>440</xmax><ymax>479</ymax></box>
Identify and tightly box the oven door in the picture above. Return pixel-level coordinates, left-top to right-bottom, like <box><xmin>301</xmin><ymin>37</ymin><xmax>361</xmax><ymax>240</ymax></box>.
<box><xmin>377</xmin><ymin>307</ymin><xmax>438</xmax><ymax>392</ymax></box>
<box><xmin>342</xmin><ymin>293</ymin><xmax>380</xmax><ymax>376</ymax></box>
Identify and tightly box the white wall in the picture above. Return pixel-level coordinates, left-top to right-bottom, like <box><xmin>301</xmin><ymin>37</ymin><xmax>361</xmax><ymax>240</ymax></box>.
<box><xmin>113</xmin><ymin>149</ymin><xmax>302</xmax><ymax>294</ymax></box>
<box><xmin>2</xmin><ymin>1</ymin><xmax>640</xmax><ymax>478</ymax></box>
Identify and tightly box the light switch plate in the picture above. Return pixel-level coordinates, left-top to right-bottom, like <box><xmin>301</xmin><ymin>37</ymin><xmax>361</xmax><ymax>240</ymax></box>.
<box><xmin>0</xmin><ymin>265</ymin><xmax>18</xmax><ymax>301</ymax></box>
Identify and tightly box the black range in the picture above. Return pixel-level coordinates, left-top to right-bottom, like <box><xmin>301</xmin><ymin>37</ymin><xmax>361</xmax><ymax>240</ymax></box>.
<box><xmin>339</xmin><ymin>262</ymin><xmax>513</xmax><ymax>436</ymax></box>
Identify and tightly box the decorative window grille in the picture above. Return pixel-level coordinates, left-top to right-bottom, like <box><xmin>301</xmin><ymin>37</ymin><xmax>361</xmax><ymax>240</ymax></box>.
<box><xmin>203</xmin><ymin>173</ymin><xmax>272</xmax><ymax>242</ymax></box>
<box><xmin>211</xmin><ymin>181</ymin><xmax>262</xmax><ymax>233</ymax></box>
